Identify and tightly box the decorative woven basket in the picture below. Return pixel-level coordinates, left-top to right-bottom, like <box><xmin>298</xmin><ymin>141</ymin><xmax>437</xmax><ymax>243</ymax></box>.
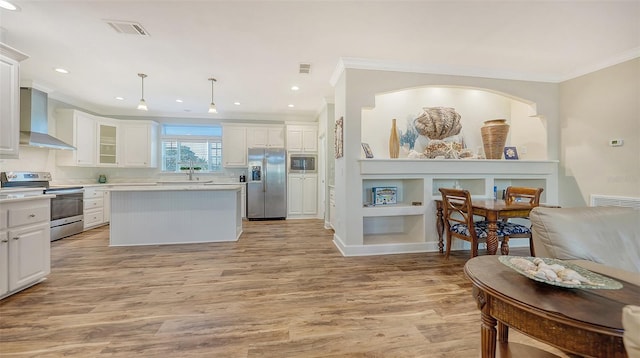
<box><xmin>481</xmin><ymin>119</ymin><xmax>510</xmax><ymax>159</ymax></box>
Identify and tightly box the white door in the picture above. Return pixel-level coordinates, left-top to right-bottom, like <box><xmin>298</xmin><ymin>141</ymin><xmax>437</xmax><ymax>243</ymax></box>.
<box><xmin>75</xmin><ymin>113</ymin><xmax>96</xmax><ymax>166</ymax></box>
<box><xmin>288</xmin><ymin>175</ymin><xmax>304</xmax><ymax>215</ymax></box>
<box><xmin>8</xmin><ymin>222</ymin><xmax>50</xmax><ymax>291</ymax></box>
<box><xmin>0</xmin><ymin>231</ymin><xmax>8</xmax><ymax>296</ymax></box>
<box><xmin>122</xmin><ymin>123</ymin><xmax>150</xmax><ymax>167</ymax></box>
<box><xmin>222</xmin><ymin>126</ymin><xmax>247</xmax><ymax>167</ymax></box>
<box><xmin>302</xmin><ymin>175</ymin><xmax>318</xmax><ymax>215</ymax></box>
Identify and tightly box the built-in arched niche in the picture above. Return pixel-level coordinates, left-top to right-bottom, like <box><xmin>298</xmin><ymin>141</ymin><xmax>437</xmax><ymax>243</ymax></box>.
<box><xmin>361</xmin><ymin>86</ymin><xmax>547</xmax><ymax>160</ymax></box>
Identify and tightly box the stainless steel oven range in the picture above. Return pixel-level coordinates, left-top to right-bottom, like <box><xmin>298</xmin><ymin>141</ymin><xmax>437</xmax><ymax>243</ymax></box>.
<box><xmin>1</xmin><ymin>171</ymin><xmax>84</xmax><ymax>241</ymax></box>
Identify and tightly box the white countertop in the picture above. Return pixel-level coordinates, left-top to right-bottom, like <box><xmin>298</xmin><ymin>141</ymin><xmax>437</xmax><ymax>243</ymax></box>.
<box><xmin>103</xmin><ymin>184</ymin><xmax>244</xmax><ymax>192</ymax></box>
<box><xmin>51</xmin><ymin>181</ymin><xmax>246</xmax><ymax>188</ymax></box>
<box><xmin>0</xmin><ymin>193</ymin><xmax>55</xmax><ymax>204</ymax></box>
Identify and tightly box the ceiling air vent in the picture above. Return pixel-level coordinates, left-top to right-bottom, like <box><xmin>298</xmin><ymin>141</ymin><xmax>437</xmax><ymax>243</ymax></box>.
<box><xmin>104</xmin><ymin>20</ymin><xmax>149</xmax><ymax>36</ymax></box>
<box><xmin>299</xmin><ymin>63</ymin><xmax>311</xmax><ymax>74</ymax></box>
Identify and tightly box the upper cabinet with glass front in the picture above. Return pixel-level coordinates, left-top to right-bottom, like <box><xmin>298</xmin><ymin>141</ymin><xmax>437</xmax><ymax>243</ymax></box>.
<box><xmin>57</xmin><ymin>109</ymin><xmax>158</xmax><ymax>168</ymax></box>
<box><xmin>96</xmin><ymin>119</ymin><xmax>119</xmax><ymax>166</ymax></box>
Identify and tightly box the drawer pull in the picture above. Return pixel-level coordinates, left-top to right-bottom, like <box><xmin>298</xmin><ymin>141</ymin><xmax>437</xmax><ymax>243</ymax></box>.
<box><xmin>12</xmin><ymin>237</ymin><xmax>19</xmax><ymax>240</ymax></box>
<box><xmin>29</xmin><ymin>214</ymin><xmax>36</xmax><ymax>218</ymax></box>
<box><xmin>1</xmin><ymin>239</ymin><xmax>8</xmax><ymax>243</ymax></box>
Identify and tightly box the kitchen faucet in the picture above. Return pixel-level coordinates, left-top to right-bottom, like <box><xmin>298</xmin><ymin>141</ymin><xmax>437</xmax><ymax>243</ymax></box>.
<box><xmin>187</xmin><ymin>160</ymin><xmax>194</xmax><ymax>181</ymax></box>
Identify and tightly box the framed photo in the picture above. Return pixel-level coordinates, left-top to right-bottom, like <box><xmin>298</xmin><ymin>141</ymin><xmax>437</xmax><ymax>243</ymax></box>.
<box><xmin>504</xmin><ymin>146</ymin><xmax>519</xmax><ymax>160</ymax></box>
<box><xmin>335</xmin><ymin>117</ymin><xmax>344</xmax><ymax>158</ymax></box>
<box><xmin>372</xmin><ymin>187</ymin><xmax>397</xmax><ymax>205</ymax></box>
<box><xmin>361</xmin><ymin>143</ymin><xmax>373</xmax><ymax>158</ymax></box>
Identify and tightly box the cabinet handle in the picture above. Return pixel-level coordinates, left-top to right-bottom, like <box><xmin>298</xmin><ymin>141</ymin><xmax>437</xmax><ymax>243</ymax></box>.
<box><xmin>29</xmin><ymin>214</ymin><xmax>36</xmax><ymax>218</ymax></box>
<box><xmin>1</xmin><ymin>239</ymin><xmax>8</xmax><ymax>243</ymax></box>
<box><xmin>12</xmin><ymin>237</ymin><xmax>19</xmax><ymax>240</ymax></box>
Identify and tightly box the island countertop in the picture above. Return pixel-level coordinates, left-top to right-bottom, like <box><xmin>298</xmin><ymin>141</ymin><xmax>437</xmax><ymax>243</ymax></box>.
<box><xmin>108</xmin><ymin>184</ymin><xmax>243</xmax><ymax>246</ymax></box>
<box><xmin>102</xmin><ymin>184</ymin><xmax>243</xmax><ymax>192</ymax></box>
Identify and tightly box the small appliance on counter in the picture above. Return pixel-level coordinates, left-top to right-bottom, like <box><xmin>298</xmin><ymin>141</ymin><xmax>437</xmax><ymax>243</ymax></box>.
<box><xmin>98</xmin><ymin>174</ymin><xmax>107</xmax><ymax>183</ymax></box>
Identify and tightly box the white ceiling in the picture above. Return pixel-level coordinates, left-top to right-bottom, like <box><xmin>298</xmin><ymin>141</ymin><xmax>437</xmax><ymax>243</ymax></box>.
<box><xmin>1</xmin><ymin>1</ymin><xmax>639</xmax><ymax>122</ymax></box>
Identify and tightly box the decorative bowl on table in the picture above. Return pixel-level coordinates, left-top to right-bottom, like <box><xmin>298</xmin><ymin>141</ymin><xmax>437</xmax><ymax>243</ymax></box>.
<box><xmin>499</xmin><ymin>256</ymin><xmax>622</xmax><ymax>290</ymax></box>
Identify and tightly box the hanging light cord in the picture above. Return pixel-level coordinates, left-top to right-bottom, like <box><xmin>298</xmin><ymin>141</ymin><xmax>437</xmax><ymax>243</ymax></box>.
<box><xmin>209</xmin><ymin>77</ymin><xmax>216</xmax><ymax>104</ymax></box>
<box><xmin>139</xmin><ymin>73</ymin><xmax>147</xmax><ymax>100</ymax></box>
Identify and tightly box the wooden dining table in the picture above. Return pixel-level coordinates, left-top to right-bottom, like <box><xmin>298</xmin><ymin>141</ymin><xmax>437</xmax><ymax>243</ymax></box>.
<box><xmin>435</xmin><ymin>199</ymin><xmax>537</xmax><ymax>255</ymax></box>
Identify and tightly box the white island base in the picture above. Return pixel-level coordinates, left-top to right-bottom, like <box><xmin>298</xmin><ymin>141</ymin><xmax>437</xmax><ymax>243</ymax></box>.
<box><xmin>108</xmin><ymin>185</ymin><xmax>242</xmax><ymax>246</ymax></box>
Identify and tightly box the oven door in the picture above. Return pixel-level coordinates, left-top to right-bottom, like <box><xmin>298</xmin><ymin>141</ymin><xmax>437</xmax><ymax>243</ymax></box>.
<box><xmin>49</xmin><ymin>189</ymin><xmax>84</xmax><ymax>221</ymax></box>
<box><xmin>47</xmin><ymin>188</ymin><xmax>84</xmax><ymax>241</ymax></box>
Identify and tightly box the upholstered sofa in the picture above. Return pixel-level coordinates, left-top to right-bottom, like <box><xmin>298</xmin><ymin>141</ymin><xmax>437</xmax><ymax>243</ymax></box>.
<box><xmin>529</xmin><ymin>206</ymin><xmax>640</xmax><ymax>358</ymax></box>
<box><xmin>529</xmin><ymin>206</ymin><xmax>640</xmax><ymax>284</ymax></box>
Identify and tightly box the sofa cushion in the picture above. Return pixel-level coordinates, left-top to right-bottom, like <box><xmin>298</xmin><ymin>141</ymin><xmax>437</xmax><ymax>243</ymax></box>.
<box><xmin>530</xmin><ymin>206</ymin><xmax>640</xmax><ymax>274</ymax></box>
<box><xmin>623</xmin><ymin>305</ymin><xmax>640</xmax><ymax>358</ymax></box>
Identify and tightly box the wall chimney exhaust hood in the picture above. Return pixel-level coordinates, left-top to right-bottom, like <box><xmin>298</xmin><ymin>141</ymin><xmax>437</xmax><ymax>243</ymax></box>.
<box><xmin>19</xmin><ymin>87</ymin><xmax>75</xmax><ymax>150</ymax></box>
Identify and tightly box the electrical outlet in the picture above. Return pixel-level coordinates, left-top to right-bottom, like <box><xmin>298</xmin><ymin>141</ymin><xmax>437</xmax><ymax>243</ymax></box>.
<box><xmin>609</xmin><ymin>139</ymin><xmax>624</xmax><ymax>147</ymax></box>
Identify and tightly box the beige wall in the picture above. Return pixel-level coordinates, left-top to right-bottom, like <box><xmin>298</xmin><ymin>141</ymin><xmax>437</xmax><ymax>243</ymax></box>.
<box><xmin>559</xmin><ymin>58</ymin><xmax>640</xmax><ymax>206</ymax></box>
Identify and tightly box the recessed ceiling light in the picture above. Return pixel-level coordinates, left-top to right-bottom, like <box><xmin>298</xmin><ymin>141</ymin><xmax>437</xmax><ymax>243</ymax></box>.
<box><xmin>176</xmin><ymin>99</ymin><xmax>183</xmax><ymax>103</ymax></box>
<box><xmin>291</xmin><ymin>86</ymin><xmax>299</xmax><ymax>91</ymax></box>
<box><xmin>0</xmin><ymin>1</ymin><xmax>19</xmax><ymax>11</ymax></box>
<box><xmin>54</xmin><ymin>68</ymin><xmax>69</xmax><ymax>74</ymax></box>
<box><xmin>115</xmin><ymin>96</ymin><xmax>124</xmax><ymax>101</ymax></box>
<box><xmin>288</xmin><ymin>104</ymin><xmax>295</xmax><ymax>108</ymax></box>
<box><xmin>234</xmin><ymin>102</ymin><xmax>241</xmax><ymax>106</ymax></box>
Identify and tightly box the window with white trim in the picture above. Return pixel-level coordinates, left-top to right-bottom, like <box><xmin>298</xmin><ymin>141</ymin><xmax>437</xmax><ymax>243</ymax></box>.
<box><xmin>161</xmin><ymin>124</ymin><xmax>222</xmax><ymax>172</ymax></box>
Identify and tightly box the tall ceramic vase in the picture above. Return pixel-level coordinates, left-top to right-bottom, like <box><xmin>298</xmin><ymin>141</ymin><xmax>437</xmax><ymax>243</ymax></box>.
<box><xmin>481</xmin><ymin>119</ymin><xmax>510</xmax><ymax>159</ymax></box>
<box><xmin>389</xmin><ymin>118</ymin><xmax>400</xmax><ymax>158</ymax></box>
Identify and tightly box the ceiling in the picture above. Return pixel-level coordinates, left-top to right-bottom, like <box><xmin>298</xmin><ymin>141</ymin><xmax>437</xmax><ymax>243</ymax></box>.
<box><xmin>1</xmin><ymin>1</ymin><xmax>638</xmax><ymax>122</ymax></box>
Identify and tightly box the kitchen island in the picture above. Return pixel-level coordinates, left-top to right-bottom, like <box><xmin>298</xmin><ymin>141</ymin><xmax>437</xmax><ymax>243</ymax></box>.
<box><xmin>104</xmin><ymin>184</ymin><xmax>243</xmax><ymax>246</ymax></box>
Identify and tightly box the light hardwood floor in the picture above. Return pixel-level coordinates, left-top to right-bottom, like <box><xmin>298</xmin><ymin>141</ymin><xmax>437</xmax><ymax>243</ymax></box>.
<box><xmin>0</xmin><ymin>220</ymin><xmax>568</xmax><ymax>357</ymax></box>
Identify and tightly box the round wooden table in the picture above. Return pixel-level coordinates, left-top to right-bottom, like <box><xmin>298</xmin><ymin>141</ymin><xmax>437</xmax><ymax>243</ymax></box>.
<box><xmin>464</xmin><ymin>256</ymin><xmax>640</xmax><ymax>358</ymax></box>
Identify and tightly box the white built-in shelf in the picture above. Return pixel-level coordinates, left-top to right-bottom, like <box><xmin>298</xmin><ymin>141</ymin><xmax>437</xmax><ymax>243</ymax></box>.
<box><xmin>362</xmin><ymin>204</ymin><xmax>424</xmax><ymax>217</ymax></box>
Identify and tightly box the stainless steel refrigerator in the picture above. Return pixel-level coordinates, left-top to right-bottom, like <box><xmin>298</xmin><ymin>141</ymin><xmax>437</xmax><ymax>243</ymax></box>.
<box><xmin>247</xmin><ymin>147</ymin><xmax>287</xmax><ymax>220</ymax></box>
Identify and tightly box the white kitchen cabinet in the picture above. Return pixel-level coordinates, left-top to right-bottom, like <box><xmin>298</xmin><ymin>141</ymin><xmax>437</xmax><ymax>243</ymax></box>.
<box><xmin>240</xmin><ymin>184</ymin><xmax>246</xmax><ymax>219</ymax></box>
<box><xmin>120</xmin><ymin>120</ymin><xmax>158</xmax><ymax>168</ymax></box>
<box><xmin>286</xmin><ymin>124</ymin><xmax>318</xmax><ymax>152</ymax></box>
<box><xmin>222</xmin><ymin>124</ymin><xmax>247</xmax><ymax>167</ymax></box>
<box><xmin>96</xmin><ymin>118</ymin><xmax>119</xmax><ymax>167</ymax></box>
<box><xmin>0</xmin><ymin>198</ymin><xmax>51</xmax><ymax>299</ymax></box>
<box><xmin>0</xmin><ymin>230</ymin><xmax>7</xmax><ymax>296</ymax></box>
<box><xmin>247</xmin><ymin>125</ymin><xmax>285</xmax><ymax>148</ymax></box>
<box><xmin>83</xmin><ymin>187</ymin><xmax>108</xmax><ymax>230</ymax></box>
<box><xmin>288</xmin><ymin>174</ymin><xmax>318</xmax><ymax>216</ymax></box>
<box><xmin>56</xmin><ymin>109</ymin><xmax>97</xmax><ymax>166</ymax></box>
<box><xmin>57</xmin><ymin>110</ymin><xmax>158</xmax><ymax>168</ymax></box>
<box><xmin>103</xmin><ymin>189</ymin><xmax>110</xmax><ymax>223</ymax></box>
<box><xmin>0</xmin><ymin>45</ymin><xmax>28</xmax><ymax>159</ymax></box>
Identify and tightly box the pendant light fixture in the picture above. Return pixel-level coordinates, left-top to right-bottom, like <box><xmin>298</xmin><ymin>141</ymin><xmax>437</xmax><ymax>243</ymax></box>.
<box><xmin>137</xmin><ymin>73</ymin><xmax>148</xmax><ymax>111</ymax></box>
<box><xmin>208</xmin><ymin>77</ymin><xmax>217</xmax><ymax>114</ymax></box>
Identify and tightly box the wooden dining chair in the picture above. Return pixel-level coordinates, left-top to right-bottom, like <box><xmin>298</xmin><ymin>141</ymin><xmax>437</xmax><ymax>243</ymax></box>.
<box><xmin>504</xmin><ymin>186</ymin><xmax>543</xmax><ymax>205</ymax></box>
<box><xmin>502</xmin><ymin>186</ymin><xmax>544</xmax><ymax>255</ymax></box>
<box><xmin>439</xmin><ymin>188</ymin><xmax>510</xmax><ymax>259</ymax></box>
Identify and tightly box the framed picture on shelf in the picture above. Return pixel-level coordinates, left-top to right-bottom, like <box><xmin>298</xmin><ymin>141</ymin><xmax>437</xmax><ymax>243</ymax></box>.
<box><xmin>504</xmin><ymin>146</ymin><xmax>519</xmax><ymax>160</ymax></box>
<box><xmin>361</xmin><ymin>143</ymin><xmax>373</xmax><ymax>158</ymax></box>
<box><xmin>372</xmin><ymin>186</ymin><xmax>397</xmax><ymax>205</ymax></box>
<box><xmin>335</xmin><ymin>117</ymin><xmax>344</xmax><ymax>158</ymax></box>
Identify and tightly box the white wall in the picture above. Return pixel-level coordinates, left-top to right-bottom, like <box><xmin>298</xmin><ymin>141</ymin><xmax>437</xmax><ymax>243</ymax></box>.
<box><xmin>361</xmin><ymin>86</ymin><xmax>547</xmax><ymax>160</ymax></box>
<box><xmin>559</xmin><ymin>58</ymin><xmax>640</xmax><ymax>206</ymax></box>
